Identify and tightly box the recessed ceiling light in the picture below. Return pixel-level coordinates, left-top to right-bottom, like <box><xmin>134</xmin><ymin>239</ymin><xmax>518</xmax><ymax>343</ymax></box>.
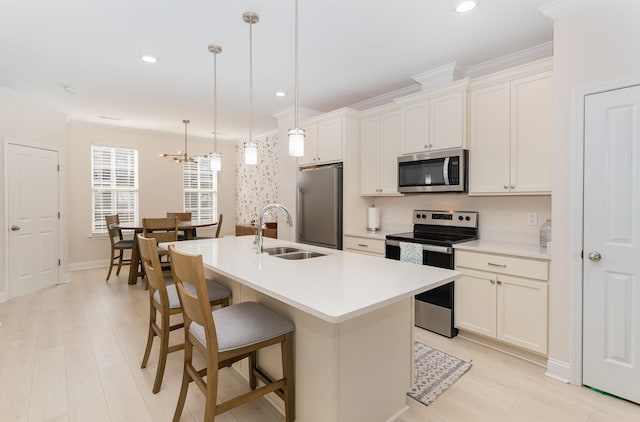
<box><xmin>141</xmin><ymin>55</ymin><xmax>158</xmax><ymax>64</ymax></box>
<box><xmin>276</xmin><ymin>91</ymin><xmax>287</xmax><ymax>97</ymax></box>
<box><xmin>62</xmin><ymin>84</ymin><xmax>76</xmax><ymax>94</ymax></box>
<box><xmin>455</xmin><ymin>0</ymin><xmax>479</xmax><ymax>13</ymax></box>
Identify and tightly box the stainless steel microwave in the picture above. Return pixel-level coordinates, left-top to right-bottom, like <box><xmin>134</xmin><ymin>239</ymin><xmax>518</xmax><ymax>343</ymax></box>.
<box><xmin>397</xmin><ymin>148</ymin><xmax>468</xmax><ymax>193</ymax></box>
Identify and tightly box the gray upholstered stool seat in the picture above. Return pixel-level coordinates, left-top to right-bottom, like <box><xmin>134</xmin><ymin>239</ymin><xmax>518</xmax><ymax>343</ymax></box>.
<box><xmin>189</xmin><ymin>301</ymin><xmax>295</xmax><ymax>352</ymax></box>
<box><xmin>153</xmin><ymin>278</ymin><xmax>231</xmax><ymax>309</ymax></box>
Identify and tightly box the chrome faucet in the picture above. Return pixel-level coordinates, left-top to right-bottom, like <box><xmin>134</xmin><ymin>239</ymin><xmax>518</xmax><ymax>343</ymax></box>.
<box><xmin>255</xmin><ymin>203</ymin><xmax>293</xmax><ymax>254</ymax></box>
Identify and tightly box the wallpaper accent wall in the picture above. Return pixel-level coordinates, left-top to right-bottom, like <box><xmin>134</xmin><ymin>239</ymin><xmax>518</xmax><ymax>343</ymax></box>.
<box><xmin>236</xmin><ymin>132</ymin><xmax>279</xmax><ymax>224</ymax></box>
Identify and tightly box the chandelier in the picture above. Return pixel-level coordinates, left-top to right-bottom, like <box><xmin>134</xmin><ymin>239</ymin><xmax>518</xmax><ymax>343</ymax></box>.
<box><xmin>159</xmin><ymin>119</ymin><xmax>201</xmax><ymax>164</ymax></box>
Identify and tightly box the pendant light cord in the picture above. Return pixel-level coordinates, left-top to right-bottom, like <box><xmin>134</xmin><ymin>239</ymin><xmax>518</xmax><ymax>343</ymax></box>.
<box><xmin>294</xmin><ymin>0</ymin><xmax>299</xmax><ymax>128</ymax></box>
<box><xmin>249</xmin><ymin>17</ymin><xmax>253</xmax><ymax>144</ymax></box>
<box><xmin>213</xmin><ymin>50</ymin><xmax>217</xmax><ymax>153</ymax></box>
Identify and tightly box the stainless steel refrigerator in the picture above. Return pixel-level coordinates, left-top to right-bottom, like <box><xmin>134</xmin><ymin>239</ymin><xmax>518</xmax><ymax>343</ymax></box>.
<box><xmin>297</xmin><ymin>163</ymin><xmax>343</xmax><ymax>250</ymax></box>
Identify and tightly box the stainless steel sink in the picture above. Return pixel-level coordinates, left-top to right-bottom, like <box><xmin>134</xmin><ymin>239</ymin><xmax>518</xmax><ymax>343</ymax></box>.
<box><xmin>274</xmin><ymin>251</ymin><xmax>326</xmax><ymax>260</ymax></box>
<box><xmin>263</xmin><ymin>246</ymin><xmax>301</xmax><ymax>255</ymax></box>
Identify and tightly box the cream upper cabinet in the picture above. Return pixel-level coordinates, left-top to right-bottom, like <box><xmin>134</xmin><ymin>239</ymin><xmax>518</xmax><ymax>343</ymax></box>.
<box><xmin>454</xmin><ymin>249</ymin><xmax>549</xmax><ymax>355</ymax></box>
<box><xmin>360</xmin><ymin>107</ymin><xmax>402</xmax><ymax>195</ymax></box>
<box><xmin>469</xmin><ymin>60</ymin><xmax>552</xmax><ymax>195</ymax></box>
<box><xmin>299</xmin><ymin>116</ymin><xmax>344</xmax><ymax>166</ymax></box>
<box><xmin>396</xmin><ymin>80</ymin><xmax>469</xmax><ymax>155</ymax></box>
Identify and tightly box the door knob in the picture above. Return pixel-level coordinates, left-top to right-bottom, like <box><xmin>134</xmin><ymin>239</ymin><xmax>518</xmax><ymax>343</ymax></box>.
<box><xmin>588</xmin><ymin>251</ymin><xmax>602</xmax><ymax>262</ymax></box>
<box><xmin>10</xmin><ymin>225</ymin><xmax>20</xmax><ymax>231</ymax></box>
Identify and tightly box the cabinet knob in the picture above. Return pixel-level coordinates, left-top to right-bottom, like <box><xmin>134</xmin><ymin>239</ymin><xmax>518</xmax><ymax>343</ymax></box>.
<box><xmin>510</xmin><ymin>185</ymin><xmax>515</xmax><ymax>189</ymax></box>
<box><xmin>497</xmin><ymin>280</ymin><xmax>503</xmax><ymax>285</ymax></box>
<box><xmin>489</xmin><ymin>279</ymin><xmax>496</xmax><ymax>284</ymax></box>
<box><xmin>503</xmin><ymin>185</ymin><xmax>509</xmax><ymax>190</ymax></box>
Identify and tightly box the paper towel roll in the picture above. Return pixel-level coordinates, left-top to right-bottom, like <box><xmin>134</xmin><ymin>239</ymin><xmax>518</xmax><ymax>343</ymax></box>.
<box><xmin>367</xmin><ymin>207</ymin><xmax>380</xmax><ymax>231</ymax></box>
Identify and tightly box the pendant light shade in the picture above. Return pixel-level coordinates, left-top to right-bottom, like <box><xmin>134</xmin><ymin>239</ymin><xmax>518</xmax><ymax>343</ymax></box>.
<box><xmin>208</xmin><ymin>44</ymin><xmax>222</xmax><ymax>172</ymax></box>
<box><xmin>288</xmin><ymin>128</ymin><xmax>304</xmax><ymax>157</ymax></box>
<box><xmin>244</xmin><ymin>141</ymin><xmax>258</xmax><ymax>165</ymax></box>
<box><xmin>243</xmin><ymin>12</ymin><xmax>259</xmax><ymax>165</ymax></box>
<box><xmin>288</xmin><ymin>0</ymin><xmax>305</xmax><ymax>157</ymax></box>
<box><xmin>210</xmin><ymin>152</ymin><xmax>222</xmax><ymax>172</ymax></box>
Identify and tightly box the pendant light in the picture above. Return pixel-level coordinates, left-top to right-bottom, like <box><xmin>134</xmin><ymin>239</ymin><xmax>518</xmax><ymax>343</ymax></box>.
<box><xmin>243</xmin><ymin>12</ymin><xmax>259</xmax><ymax>165</ymax></box>
<box><xmin>288</xmin><ymin>0</ymin><xmax>305</xmax><ymax>157</ymax></box>
<box><xmin>159</xmin><ymin>119</ymin><xmax>198</xmax><ymax>163</ymax></box>
<box><xmin>208</xmin><ymin>44</ymin><xmax>222</xmax><ymax>172</ymax></box>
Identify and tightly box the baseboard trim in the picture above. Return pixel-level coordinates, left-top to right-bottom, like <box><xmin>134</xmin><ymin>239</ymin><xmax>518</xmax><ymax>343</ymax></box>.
<box><xmin>545</xmin><ymin>358</ymin><xmax>571</xmax><ymax>383</ymax></box>
<box><xmin>69</xmin><ymin>260</ymin><xmax>109</xmax><ymax>271</ymax></box>
<box><xmin>388</xmin><ymin>404</ymin><xmax>410</xmax><ymax>421</ymax></box>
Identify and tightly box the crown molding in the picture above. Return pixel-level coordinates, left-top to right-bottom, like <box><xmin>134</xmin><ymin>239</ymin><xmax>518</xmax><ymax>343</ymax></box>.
<box><xmin>538</xmin><ymin>0</ymin><xmax>604</xmax><ymax>20</ymax></box>
<box><xmin>412</xmin><ymin>62</ymin><xmax>467</xmax><ymax>91</ymax></box>
<box><xmin>465</xmin><ymin>42</ymin><xmax>553</xmax><ymax>78</ymax></box>
<box><xmin>348</xmin><ymin>84</ymin><xmax>420</xmax><ymax>111</ymax></box>
<box><xmin>272</xmin><ymin>105</ymin><xmax>321</xmax><ymax>120</ymax></box>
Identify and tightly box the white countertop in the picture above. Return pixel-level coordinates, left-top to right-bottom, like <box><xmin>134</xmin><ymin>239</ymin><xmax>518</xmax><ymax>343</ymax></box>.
<box><xmin>455</xmin><ymin>239</ymin><xmax>551</xmax><ymax>260</ymax></box>
<box><xmin>165</xmin><ymin>236</ymin><xmax>460</xmax><ymax>324</ymax></box>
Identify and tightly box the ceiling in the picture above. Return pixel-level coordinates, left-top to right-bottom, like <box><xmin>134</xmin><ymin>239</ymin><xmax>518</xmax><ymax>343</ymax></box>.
<box><xmin>0</xmin><ymin>0</ymin><xmax>555</xmax><ymax>143</ymax></box>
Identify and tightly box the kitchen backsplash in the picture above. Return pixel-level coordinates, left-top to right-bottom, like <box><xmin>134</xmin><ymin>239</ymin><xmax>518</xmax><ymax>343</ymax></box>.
<box><xmin>374</xmin><ymin>194</ymin><xmax>551</xmax><ymax>245</ymax></box>
<box><xmin>236</xmin><ymin>131</ymin><xmax>279</xmax><ymax>224</ymax></box>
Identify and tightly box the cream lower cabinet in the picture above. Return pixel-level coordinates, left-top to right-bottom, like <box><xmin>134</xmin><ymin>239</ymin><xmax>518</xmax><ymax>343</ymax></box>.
<box><xmin>343</xmin><ymin>235</ymin><xmax>385</xmax><ymax>257</ymax></box>
<box><xmin>455</xmin><ymin>250</ymin><xmax>549</xmax><ymax>355</ymax></box>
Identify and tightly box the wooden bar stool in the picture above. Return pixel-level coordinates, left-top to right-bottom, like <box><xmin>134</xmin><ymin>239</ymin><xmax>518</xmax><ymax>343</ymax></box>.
<box><xmin>137</xmin><ymin>235</ymin><xmax>231</xmax><ymax>394</ymax></box>
<box><xmin>168</xmin><ymin>245</ymin><xmax>295</xmax><ymax>422</ymax></box>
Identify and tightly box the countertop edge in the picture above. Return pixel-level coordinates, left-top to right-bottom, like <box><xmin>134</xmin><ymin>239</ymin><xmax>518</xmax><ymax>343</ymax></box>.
<box><xmin>454</xmin><ymin>240</ymin><xmax>551</xmax><ymax>260</ymax></box>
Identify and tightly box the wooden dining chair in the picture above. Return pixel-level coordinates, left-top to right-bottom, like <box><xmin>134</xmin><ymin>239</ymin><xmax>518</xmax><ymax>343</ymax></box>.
<box><xmin>138</xmin><ymin>235</ymin><xmax>231</xmax><ymax>394</ymax></box>
<box><xmin>105</xmin><ymin>214</ymin><xmax>133</xmax><ymax>281</ymax></box>
<box><xmin>193</xmin><ymin>213</ymin><xmax>223</xmax><ymax>240</ymax></box>
<box><xmin>168</xmin><ymin>245</ymin><xmax>295</xmax><ymax>422</ymax></box>
<box><xmin>167</xmin><ymin>212</ymin><xmax>192</xmax><ymax>240</ymax></box>
<box><xmin>142</xmin><ymin>217</ymin><xmax>179</xmax><ymax>263</ymax></box>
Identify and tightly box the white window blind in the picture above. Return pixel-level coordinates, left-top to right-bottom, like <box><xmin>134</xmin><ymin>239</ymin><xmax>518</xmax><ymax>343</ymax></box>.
<box><xmin>91</xmin><ymin>145</ymin><xmax>139</xmax><ymax>234</ymax></box>
<box><xmin>183</xmin><ymin>157</ymin><xmax>217</xmax><ymax>221</ymax></box>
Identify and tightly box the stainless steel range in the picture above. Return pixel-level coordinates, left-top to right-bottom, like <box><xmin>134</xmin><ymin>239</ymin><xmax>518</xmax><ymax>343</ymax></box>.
<box><xmin>385</xmin><ymin>210</ymin><xmax>478</xmax><ymax>337</ymax></box>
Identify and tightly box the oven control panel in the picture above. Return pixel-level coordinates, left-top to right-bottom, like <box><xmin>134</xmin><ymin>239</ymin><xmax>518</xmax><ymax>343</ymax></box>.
<box><xmin>412</xmin><ymin>210</ymin><xmax>478</xmax><ymax>228</ymax></box>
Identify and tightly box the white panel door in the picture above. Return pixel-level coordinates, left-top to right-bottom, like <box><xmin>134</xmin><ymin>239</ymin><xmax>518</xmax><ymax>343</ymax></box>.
<box><xmin>7</xmin><ymin>143</ymin><xmax>59</xmax><ymax>297</ymax></box>
<box><xmin>380</xmin><ymin>111</ymin><xmax>401</xmax><ymax>193</ymax></box>
<box><xmin>360</xmin><ymin>116</ymin><xmax>380</xmax><ymax>195</ymax></box>
<box><xmin>583</xmin><ymin>84</ymin><xmax>640</xmax><ymax>404</ymax></box>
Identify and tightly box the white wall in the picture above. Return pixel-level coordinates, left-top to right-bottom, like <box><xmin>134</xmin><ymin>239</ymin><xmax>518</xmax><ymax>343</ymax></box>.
<box><xmin>549</xmin><ymin>0</ymin><xmax>640</xmax><ymax>374</ymax></box>
<box><xmin>67</xmin><ymin>120</ymin><xmax>237</xmax><ymax>269</ymax></box>
<box><xmin>374</xmin><ymin>194</ymin><xmax>551</xmax><ymax>244</ymax></box>
<box><xmin>0</xmin><ymin>87</ymin><xmax>69</xmax><ymax>299</ymax></box>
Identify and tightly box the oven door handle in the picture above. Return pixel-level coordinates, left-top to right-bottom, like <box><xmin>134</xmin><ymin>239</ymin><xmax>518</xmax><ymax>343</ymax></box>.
<box><xmin>385</xmin><ymin>240</ymin><xmax>453</xmax><ymax>255</ymax></box>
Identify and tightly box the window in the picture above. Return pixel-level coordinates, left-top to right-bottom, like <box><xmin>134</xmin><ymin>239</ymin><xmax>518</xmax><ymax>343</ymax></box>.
<box><xmin>91</xmin><ymin>145</ymin><xmax>139</xmax><ymax>234</ymax></box>
<box><xmin>183</xmin><ymin>157</ymin><xmax>217</xmax><ymax>221</ymax></box>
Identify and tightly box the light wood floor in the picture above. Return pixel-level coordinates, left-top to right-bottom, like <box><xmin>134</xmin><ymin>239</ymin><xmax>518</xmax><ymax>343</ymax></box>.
<box><xmin>0</xmin><ymin>267</ymin><xmax>638</xmax><ymax>422</ymax></box>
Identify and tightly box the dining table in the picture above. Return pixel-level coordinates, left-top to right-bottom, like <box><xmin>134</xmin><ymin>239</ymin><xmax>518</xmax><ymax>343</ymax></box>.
<box><xmin>114</xmin><ymin>219</ymin><xmax>218</xmax><ymax>285</ymax></box>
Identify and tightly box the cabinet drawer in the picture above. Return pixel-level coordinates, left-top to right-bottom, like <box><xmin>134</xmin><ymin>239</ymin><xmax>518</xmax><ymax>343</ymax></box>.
<box><xmin>456</xmin><ymin>250</ymin><xmax>548</xmax><ymax>281</ymax></box>
<box><xmin>344</xmin><ymin>236</ymin><xmax>386</xmax><ymax>255</ymax></box>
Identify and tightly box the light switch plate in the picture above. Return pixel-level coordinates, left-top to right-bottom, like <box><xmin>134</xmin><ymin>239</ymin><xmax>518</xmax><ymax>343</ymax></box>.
<box><xmin>527</xmin><ymin>212</ymin><xmax>538</xmax><ymax>226</ymax></box>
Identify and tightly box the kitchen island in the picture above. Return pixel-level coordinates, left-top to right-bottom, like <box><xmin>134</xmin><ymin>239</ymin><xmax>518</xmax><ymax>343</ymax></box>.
<box><xmin>167</xmin><ymin>236</ymin><xmax>460</xmax><ymax>422</ymax></box>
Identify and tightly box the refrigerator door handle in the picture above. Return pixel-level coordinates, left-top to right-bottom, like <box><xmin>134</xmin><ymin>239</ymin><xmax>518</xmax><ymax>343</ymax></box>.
<box><xmin>297</xmin><ymin>189</ymin><xmax>304</xmax><ymax>240</ymax></box>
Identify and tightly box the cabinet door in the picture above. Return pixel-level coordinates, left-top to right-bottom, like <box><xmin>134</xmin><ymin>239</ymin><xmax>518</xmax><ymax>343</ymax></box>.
<box><xmin>401</xmin><ymin>102</ymin><xmax>429</xmax><ymax>154</ymax></box>
<box><xmin>360</xmin><ymin>116</ymin><xmax>380</xmax><ymax>195</ymax></box>
<box><xmin>468</xmin><ymin>82</ymin><xmax>511</xmax><ymax>194</ymax></box>
<box><xmin>299</xmin><ymin>123</ymin><xmax>318</xmax><ymax>166</ymax></box>
<box><xmin>454</xmin><ymin>269</ymin><xmax>497</xmax><ymax>338</ymax></box>
<box><xmin>317</xmin><ymin>118</ymin><xmax>343</xmax><ymax>164</ymax></box>
<box><xmin>430</xmin><ymin>91</ymin><xmax>466</xmax><ymax>150</ymax></box>
<box><xmin>496</xmin><ymin>274</ymin><xmax>548</xmax><ymax>354</ymax></box>
<box><xmin>380</xmin><ymin>111</ymin><xmax>402</xmax><ymax>194</ymax></box>
<box><xmin>510</xmin><ymin>72</ymin><xmax>552</xmax><ymax>194</ymax></box>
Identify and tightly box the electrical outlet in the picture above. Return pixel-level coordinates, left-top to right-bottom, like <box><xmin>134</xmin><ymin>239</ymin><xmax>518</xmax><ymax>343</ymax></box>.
<box><xmin>527</xmin><ymin>212</ymin><xmax>538</xmax><ymax>226</ymax></box>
